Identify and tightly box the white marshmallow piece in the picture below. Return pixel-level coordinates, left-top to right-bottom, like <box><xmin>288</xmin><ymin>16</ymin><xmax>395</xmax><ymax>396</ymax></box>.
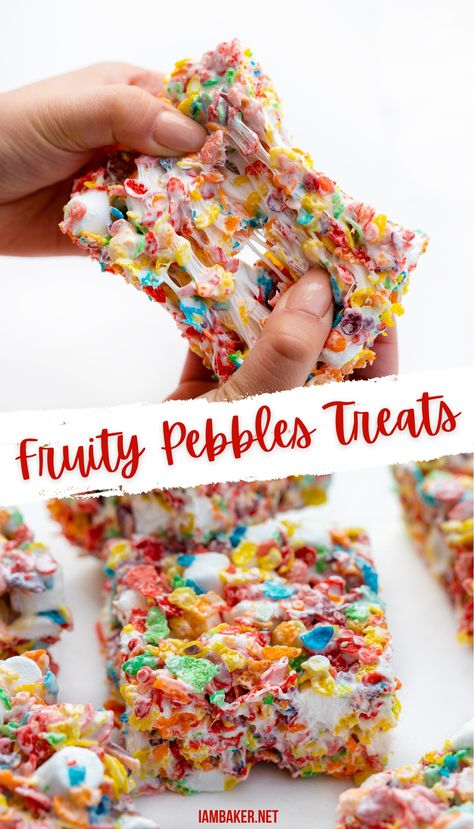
<box><xmin>183</xmin><ymin>552</ymin><xmax>229</xmax><ymax>596</ymax></box>
<box><xmin>64</xmin><ymin>190</ymin><xmax>111</xmax><ymax>238</ymax></box>
<box><xmin>35</xmin><ymin>746</ymin><xmax>104</xmax><ymax>795</ymax></box>
<box><xmin>11</xmin><ymin>571</ymin><xmax>65</xmax><ymax>615</ymax></box>
<box><xmin>450</xmin><ymin>720</ymin><xmax>474</xmax><ymax>751</ymax></box>
<box><xmin>113</xmin><ymin>588</ymin><xmax>147</xmax><ymax>625</ymax></box>
<box><xmin>0</xmin><ymin>655</ymin><xmax>42</xmax><ymax>690</ymax></box>
<box><xmin>118</xmin><ymin>817</ymin><xmax>159</xmax><ymax>829</ymax></box>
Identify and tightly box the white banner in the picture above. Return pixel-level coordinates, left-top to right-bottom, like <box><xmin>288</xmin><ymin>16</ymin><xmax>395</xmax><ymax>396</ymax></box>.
<box><xmin>0</xmin><ymin>366</ymin><xmax>472</xmax><ymax>504</ymax></box>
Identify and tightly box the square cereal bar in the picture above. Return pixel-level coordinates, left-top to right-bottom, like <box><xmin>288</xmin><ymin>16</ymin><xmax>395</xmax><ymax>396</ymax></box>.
<box><xmin>0</xmin><ymin>652</ymin><xmax>159</xmax><ymax>829</ymax></box>
<box><xmin>99</xmin><ymin>508</ymin><xmax>399</xmax><ymax>793</ymax></box>
<box><xmin>1</xmin><ymin>507</ymin><xmax>72</xmax><ymax>662</ymax></box>
<box><xmin>48</xmin><ymin>476</ymin><xmax>329</xmax><ymax>556</ymax></box>
<box><xmin>336</xmin><ymin>720</ymin><xmax>473</xmax><ymax>828</ymax></box>
<box><xmin>394</xmin><ymin>456</ymin><xmax>473</xmax><ymax>643</ymax></box>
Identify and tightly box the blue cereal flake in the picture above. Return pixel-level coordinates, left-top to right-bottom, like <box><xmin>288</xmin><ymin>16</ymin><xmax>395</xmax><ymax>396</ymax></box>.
<box><xmin>230</xmin><ymin>525</ymin><xmax>247</xmax><ymax>547</ymax></box>
<box><xmin>179</xmin><ymin>296</ymin><xmax>207</xmax><ymax>333</ymax></box>
<box><xmin>88</xmin><ymin>796</ymin><xmax>111</xmax><ymax>824</ymax></box>
<box><xmin>329</xmin><ymin>274</ymin><xmax>343</xmax><ymax>306</ymax></box>
<box><xmin>296</xmin><ymin>208</ymin><xmax>313</xmax><ymax>226</ymax></box>
<box><xmin>68</xmin><ymin>764</ymin><xmax>86</xmax><ymax>787</ymax></box>
<box><xmin>44</xmin><ymin>670</ymin><xmax>58</xmax><ymax>697</ymax></box>
<box><xmin>301</xmin><ymin>624</ymin><xmax>334</xmax><ymax>652</ymax></box>
<box><xmin>256</xmin><ymin>270</ymin><xmax>275</xmax><ymax>304</ymax></box>
<box><xmin>177</xmin><ymin>554</ymin><xmax>196</xmax><ymax>567</ymax></box>
<box><xmin>356</xmin><ymin>558</ymin><xmax>379</xmax><ymax>593</ymax></box>
<box><xmin>185</xmin><ymin>578</ymin><xmax>204</xmax><ymax>595</ymax></box>
<box><xmin>38</xmin><ymin>609</ymin><xmax>67</xmax><ymax>626</ymax></box>
<box><xmin>140</xmin><ymin>270</ymin><xmax>162</xmax><ymax>288</ymax></box>
<box><xmin>263</xmin><ymin>581</ymin><xmax>295</xmax><ymax>600</ymax></box>
<box><xmin>110</xmin><ymin>206</ymin><xmax>125</xmax><ymax>220</ymax></box>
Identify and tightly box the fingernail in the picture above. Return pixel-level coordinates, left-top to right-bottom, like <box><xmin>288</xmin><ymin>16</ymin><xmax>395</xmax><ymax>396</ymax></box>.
<box><xmin>277</xmin><ymin>271</ymin><xmax>333</xmax><ymax>319</ymax></box>
<box><xmin>154</xmin><ymin>108</ymin><xmax>206</xmax><ymax>152</ymax></box>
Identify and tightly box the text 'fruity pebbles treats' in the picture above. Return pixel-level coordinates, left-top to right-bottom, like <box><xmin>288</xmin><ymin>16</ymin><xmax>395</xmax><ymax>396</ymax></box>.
<box><xmin>61</xmin><ymin>39</ymin><xmax>428</xmax><ymax>384</ymax></box>
<box><xmin>98</xmin><ymin>508</ymin><xmax>399</xmax><ymax>794</ymax></box>
<box><xmin>0</xmin><ymin>507</ymin><xmax>72</xmax><ymax>664</ymax></box>
<box><xmin>48</xmin><ymin>476</ymin><xmax>330</xmax><ymax>556</ymax></box>
<box><xmin>0</xmin><ymin>652</ymin><xmax>160</xmax><ymax>829</ymax></box>
<box><xmin>336</xmin><ymin>720</ymin><xmax>473</xmax><ymax>829</ymax></box>
<box><xmin>394</xmin><ymin>454</ymin><xmax>473</xmax><ymax>644</ymax></box>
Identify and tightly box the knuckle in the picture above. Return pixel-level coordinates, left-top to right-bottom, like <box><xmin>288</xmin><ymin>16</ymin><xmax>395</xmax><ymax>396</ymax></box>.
<box><xmin>35</xmin><ymin>96</ymin><xmax>75</xmax><ymax>146</ymax></box>
<box><xmin>264</xmin><ymin>329</ymin><xmax>314</xmax><ymax>367</ymax></box>
<box><xmin>106</xmin><ymin>84</ymin><xmax>155</xmax><ymax>127</ymax></box>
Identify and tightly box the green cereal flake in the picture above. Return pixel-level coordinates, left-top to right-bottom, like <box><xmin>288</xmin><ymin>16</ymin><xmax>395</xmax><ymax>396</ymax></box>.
<box><xmin>44</xmin><ymin>732</ymin><xmax>67</xmax><ymax>747</ymax></box>
<box><xmin>315</xmin><ymin>546</ymin><xmax>329</xmax><ymax>573</ymax></box>
<box><xmin>122</xmin><ymin>653</ymin><xmax>158</xmax><ymax>676</ymax></box>
<box><xmin>0</xmin><ymin>689</ymin><xmax>12</xmax><ymax>710</ymax></box>
<box><xmin>166</xmin><ymin>655</ymin><xmax>219</xmax><ymax>693</ymax></box>
<box><xmin>289</xmin><ymin>655</ymin><xmax>307</xmax><ymax>674</ymax></box>
<box><xmin>209</xmin><ymin>690</ymin><xmax>226</xmax><ymax>708</ymax></box>
<box><xmin>344</xmin><ymin>601</ymin><xmax>370</xmax><ymax>622</ymax></box>
<box><xmin>145</xmin><ymin>606</ymin><xmax>170</xmax><ymax>644</ymax></box>
<box><xmin>332</xmin><ymin>193</ymin><xmax>344</xmax><ymax>219</ymax></box>
<box><xmin>133</xmin><ymin>236</ymin><xmax>145</xmax><ymax>257</ymax></box>
<box><xmin>423</xmin><ymin>764</ymin><xmax>441</xmax><ymax>787</ymax></box>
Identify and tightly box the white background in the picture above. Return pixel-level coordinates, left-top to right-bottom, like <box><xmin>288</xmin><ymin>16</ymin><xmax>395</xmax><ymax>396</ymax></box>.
<box><xmin>0</xmin><ymin>0</ymin><xmax>473</xmax><ymax>411</ymax></box>
<box><xmin>23</xmin><ymin>466</ymin><xmax>473</xmax><ymax>829</ymax></box>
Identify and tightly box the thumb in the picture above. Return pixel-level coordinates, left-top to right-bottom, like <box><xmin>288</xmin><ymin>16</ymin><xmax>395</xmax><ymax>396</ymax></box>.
<box><xmin>39</xmin><ymin>83</ymin><xmax>207</xmax><ymax>156</ymax></box>
<box><xmin>205</xmin><ymin>268</ymin><xmax>333</xmax><ymax>402</ymax></box>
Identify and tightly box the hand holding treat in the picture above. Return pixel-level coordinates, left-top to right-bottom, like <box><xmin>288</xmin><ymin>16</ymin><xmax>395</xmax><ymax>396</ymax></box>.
<box><xmin>60</xmin><ymin>40</ymin><xmax>423</xmax><ymax>394</ymax></box>
<box><xmin>0</xmin><ymin>43</ymin><xmax>403</xmax><ymax>402</ymax></box>
<box><xmin>0</xmin><ymin>62</ymin><xmax>206</xmax><ymax>256</ymax></box>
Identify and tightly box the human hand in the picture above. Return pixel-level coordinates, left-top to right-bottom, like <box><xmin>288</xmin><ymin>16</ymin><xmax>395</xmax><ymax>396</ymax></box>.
<box><xmin>168</xmin><ymin>268</ymin><xmax>398</xmax><ymax>402</ymax></box>
<box><xmin>0</xmin><ymin>63</ymin><xmax>206</xmax><ymax>256</ymax></box>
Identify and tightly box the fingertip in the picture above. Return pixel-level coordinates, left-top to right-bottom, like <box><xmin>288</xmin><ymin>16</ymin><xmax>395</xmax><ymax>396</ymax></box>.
<box><xmin>273</xmin><ymin>267</ymin><xmax>333</xmax><ymax>322</ymax></box>
<box><xmin>215</xmin><ymin>271</ymin><xmax>334</xmax><ymax>398</ymax></box>
<box><xmin>153</xmin><ymin>107</ymin><xmax>207</xmax><ymax>153</ymax></box>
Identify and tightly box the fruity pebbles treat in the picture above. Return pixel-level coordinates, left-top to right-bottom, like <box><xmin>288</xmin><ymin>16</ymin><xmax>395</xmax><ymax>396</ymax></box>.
<box><xmin>0</xmin><ymin>652</ymin><xmax>159</xmax><ymax>829</ymax></box>
<box><xmin>48</xmin><ymin>476</ymin><xmax>329</xmax><ymax>557</ymax></box>
<box><xmin>336</xmin><ymin>720</ymin><xmax>473</xmax><ymax>828</ymax></box>
<box><xmin>61</xmin><ymin>39</ymin><xmax>427</xmax><ymax>385</ymax></box>
<box><xmin>394</xmin><ymin>455</ymin><xmax>473</xmax><ymax>643</ymax></box>
<box><xmin>0</xmin><ymin>507</ymin><xmax>72</xmax><ymax>662</ymax></box>
<box><xmin>98</xmin><ymin>507</ymin><xmax>399</xmax><ymax>794</ymax></box>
